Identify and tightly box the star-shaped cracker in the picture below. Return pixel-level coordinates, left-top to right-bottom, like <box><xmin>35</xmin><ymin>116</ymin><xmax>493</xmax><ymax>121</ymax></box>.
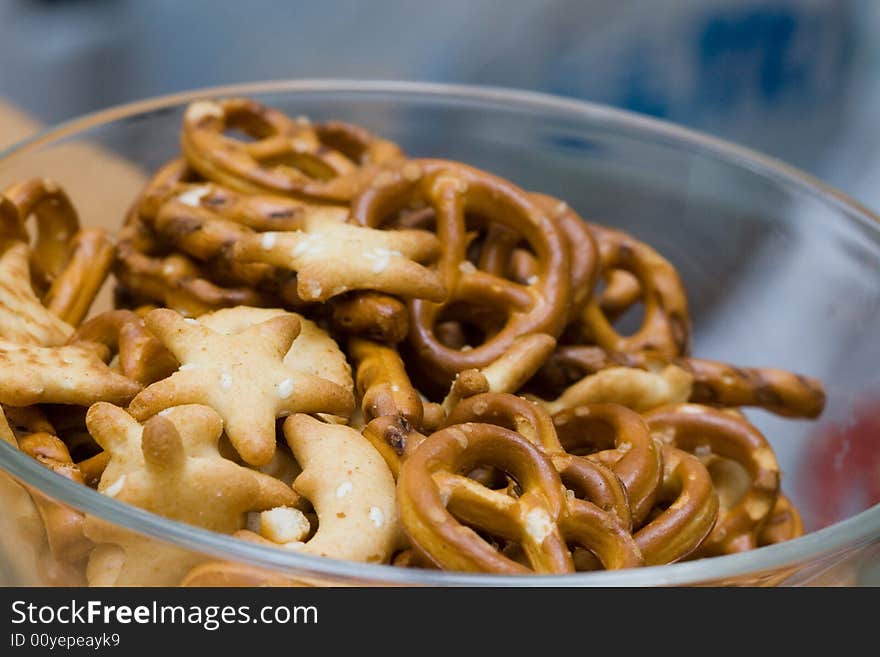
<box><xmin>127</xmin><ymin>308</ymin><xmax>356</xmax><ymax>465</ymax></box>
<box><xmin>232</xmin><ymin>217</ymin><xmax>445</xmax><ymax>302</ymax></box>
<box><xmin>0</xmin><ymin>339</ymin><xmax>141</xmax><ymax>407</ymax></box>
<box><xmin>83</xmin><ymin>403</ymin><xmax>299</xmax><ymax>585</ymax></box>
<box><xmin>0</xmin><ymin>239</ymin><xmax>72</xmax><ymax>346</ymax></box>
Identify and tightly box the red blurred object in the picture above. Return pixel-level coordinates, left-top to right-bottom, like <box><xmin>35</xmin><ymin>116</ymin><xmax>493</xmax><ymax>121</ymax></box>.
<box><xmin>800</xmin><ymin>393</ymin><xmax>880</xmax><ymax>529</ymax></box>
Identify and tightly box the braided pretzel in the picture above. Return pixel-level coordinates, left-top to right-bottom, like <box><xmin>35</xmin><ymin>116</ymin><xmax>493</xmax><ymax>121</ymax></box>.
<box><xmin>42</xmin><ymin>228</ymin><xmax>115</xmax><ymax>326</ymax></box>
<box><xmin>644</xmin><ymin>404</ymin><xmax>780</xmax><ymax>556</ymax></box>
<box><xmin>551</xmin><ymin>403</ymin><xmax>662</xmax><ymax>526</ymax></box>
<box><xmin>575</xmin><ymin>225</ymin><xmax>690</xmax><ymax>358</ymax></box>
<box><xmin>398</xmin><ymin>421</ymin><xmax>643</xmax><ymax>573</ymax></box>
<box><xmin>540</xmin><ymin>346</ymin><xmax>825</xmax><ymax>419</ymax></box>
<box><xmin>116</xmin><ymin>159</ymin><xmax>272</xmax><ymax>316</ymax></box>
<box><xmin>446</xmin><ymin>394</ymin><xmax>633</xmax><ymax>531</ymax></box>
<box><xmin>68</xmin><ymin>309</ymin><xmax>178</xmax><ymax>385</ymax></box>
<box><xmin>352</xmin><ymin>159</ymin><xmax>571</xmax><ymax>385</ymax></box>
<box><xmin>180</xmin><ymin>98</ymin><xmax>402</xmax><ymax>203</ymax></box>
<box><xmin>1</xmin><ymin>178</ymin><xmax>81</xmax><ymax>293</ymax></box>
<box><xmin>17</xmin><ymin>432</ymin><xmax>93</xmax><ymax>563</ymax></box>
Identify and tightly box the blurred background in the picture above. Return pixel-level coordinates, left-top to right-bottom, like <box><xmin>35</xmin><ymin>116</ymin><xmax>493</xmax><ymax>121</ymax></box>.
<box><xmin>1</xmin><ymin>0</ymin><xmax>879</xmax><ymax>212</ymax></box>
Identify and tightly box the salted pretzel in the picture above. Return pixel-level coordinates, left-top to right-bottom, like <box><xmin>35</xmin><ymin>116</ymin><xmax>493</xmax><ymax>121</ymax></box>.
<box><xmin>398</xmin><ymin>421</ymin><xmax>643</xmax><ymax>573</ymax></box>
<box><xmin>67</xmin><ymin>310</ymin><xmax>177</xmax><ymax>385</ymax></box>
<box><xmin>1</xmin><ymin>178</ymin><xmax>81</xmax><ymax>293</ymax></box>
<box><xmin>115</xmin><ymin>159</ymin><xmax>272</xmax><ymax>316</ymax></box>
<box><xmin>574</xmin><ymin>224</ymin><xmax>690</xmax><ymax>359</ymax></box>
<box><xmin>352</xmin><ymin>159</ymin><xmax>571</xmax><ymax>386</ymax></box>
<box><xmin>538</xmin><ymin>345</ymin><xmax>825</xmax><ymax>419</ymax></box>
<box><xmin>644</xmin><ymin>404</ymin><xmax>780</xmax><ymax>557</ymax></box>
<box><xmin>180</xmin><ymin>98</ymin><xmax>402</xmax><ymax>203</ymax></box>
<box><xmin>17</xmin><ymin>433</ymin><xmax>93</xmax><ymax>564</ymax></box>
<box><xmin>446</xmin><ymin>394</ymin><xmax>633</xmax><ymax>531</ymax></box>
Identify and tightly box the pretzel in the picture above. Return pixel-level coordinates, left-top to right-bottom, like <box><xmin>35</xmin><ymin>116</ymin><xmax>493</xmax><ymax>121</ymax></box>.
<box><xmin>0</xmin><ymin>239</ymin><xmax>73</xmax><ymax>346</ymax></box>
<box><xmin>551</xmin><ymin>403</ymin><xmax>662</xmax><ymax>526</ymax></box>
<box><xmin>68</xmin><ymin>310</ymin><xmax>178</xmax><ymax>386</ymax></box>
<box><xmin>756</xmin><ymin>494</ymin><xmax>803</xmax><ymax>547</ymax></box>
<box><xmin>180</xmin><ymin>98</ymin><xmax>402</xmax><ymax>203</ymax></box>
<box><xmin>0</xmin><ymin>339</ymin><xmax>141</xmax><ymax>407</ymax></box>
<box><xmin>83</xmin><ymin>403</ymin><xmax>299</xmax><ymax>586</ymax></box>
<box><xmin>42</xmin><ymin>228</ymin><xmax>115</xmax><ymax>327</ymax></box>
<box><xmin>17</xmin><ymin>433</ymin><xmax>93</xmax><ymax>563</ymax></box>
<box><xmin>1</xmin><ymin>178</ymin><xmax>81</xmax><ymax>293</ymax></box>
<box><xmin>539</xmin><ymin>364</ymin><xmax>693</xmax><ymax>415</ymax></box>
<box><xmin>232</xmin><ymin>214</ymin><xmax>445</xmax><ymax>303</ymax></box>
<box><xmin>232</xmin><ymin>414</ymin><xmax>400</xmax><ymax>564</ymax></box>
<box><xmin>644</xmin><ymin>404</ymin><xmax>780</xmax><ymax>556</ymax></box>
<box><xmin>446</xmin><ymin>394</ymin><xmax>633</xmax><ymax>531</ymax></box>
<box><xmin>537</xmin><ymin>346</ymin><xmax>825</xmax><ymax>419</ymax></box>
<box><xmin>115</xmin><ymin>159</ymin><xmax>272</xmax><ymax>316</ymax></box>
<box><xmin>575</xmin><ymin>225</ymin><xmax>690</xmax><ymax>358</ymax></box>
<box><xmin>127</xmin><ymin>308</ymin><xmax>355</xmax><ymax>465</ymax></box>
<box><xmin>328</xmin><ymin>292</ymin><xmax>410</xmax><ymax>344</ymax></box>
<box><xmin>352</xmin><ymin>159</ymin><xmax>571</xmax><ymax>385</ymax></box>
<box><xmin>398</xmin><ymin>421</ymin><xmax>643</xmax><ymax>573</ymax></box>
<box><xmin>181</xmin><ymin>561</ymin><xmax>301</xmax><ymax>587</ymax></box>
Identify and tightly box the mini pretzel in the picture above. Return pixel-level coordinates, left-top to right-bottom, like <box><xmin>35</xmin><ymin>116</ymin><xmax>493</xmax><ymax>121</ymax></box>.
<box><xmin>644</xmin><ymin>403</ymin><xmax>780</xmax><ymax>556</ymax></box>
<box><xmin>551</xmin><ymin>403</ymin><xmax>662</xmax><ymax>526</ymax></box>
<box><xmin>127</xmin><ymin>308</ymin><xmax>355</xmax><ymax>465</ymax></box>
<box><xmin>232</xmin><ymin>214</ymin><xmax>445</xmax><ymax>303</ymax></box>
<box><xmin>17</xmin><ymin>432</ymin><xmax>93</xmax><ymax>563</ymax></box>
<box><xmin>68</xmin><ymin>310</ymin><xmax>178</xmax><ymax>385</ymax></box>
<box><xmin>445</xmin><ymin>394</ymin><xmax>633</xmax><ymax>531</ymax></box>
<box><xmin>539</xmin><ymin>364</ymin><xmax>693</xmax><ymax>415</ymax></box>
<box><xmin>180</xmin><ymin>98</ymin><xmax>402</xmax><ymax>203</ymax></box>
<box><xmin>0</xmin><ymin>339</ymin><xmax>141</xmax><ymax>407</ymax></box>
<box><xmin>1</xmin><ymin>178</ymin><xmax>81</xmax><ymax>292</ymax></box>
<box><xmin>116</xmin><ymin>159</ymin><xmax>271</xmax><ymax>316</ymax></box>
<box><xmin>538</xmin><ymin>346</ymin><xmax>825</xmax><ymax>419</ymax></box>
<box><xmin>328</xmin><ymin>292</ymin><xmax>410</xmax><ymax>344</ymax></box>
<box><xmin>399</xmin><ymin>422</ymin><xmax>643</xmax><ymax>573</ymax></box>
<box><xmin>575</xmin><ymin>225</ymin><xmax>690</xmax><ymax>358</ymax></box>
<box><xmin>352</xmin><ymin>159</ymin><xmax>571</xmax><ymax>385</ymax></box>
<box><xmin>757</xmin><ymin>494</ymin><xmax>803</xmax><ymax>547</ymax></box>
<box><xmin>0</xmin><ymin>239</ymin><xmax>73</xmax><ymax>346</ymax></box>
<box><xmin>83</xmin><ymin>403</ymin><xmax>299</xmax><ymax>586</ymax></box>
<box><xmin>233</xmin><ymin>414</ymin><xmax>400</xmax><ymax>564</ymax></box>
<box><xmin>42</xmin><ymin>228</ymin><xmax>115</xmax><ymax>327</ymax></box>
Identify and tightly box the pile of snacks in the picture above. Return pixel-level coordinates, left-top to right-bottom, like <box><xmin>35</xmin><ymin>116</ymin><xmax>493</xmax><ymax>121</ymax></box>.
<box><xmin>0</xmin><ymin>97</ymin><xmax>825</xmax><ymax>585</ymax></box>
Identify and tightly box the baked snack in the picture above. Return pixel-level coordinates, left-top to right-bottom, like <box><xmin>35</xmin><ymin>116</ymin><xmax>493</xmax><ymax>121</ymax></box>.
<box><xmin>0</xmin><ymin>97</ymin><xmax>828</xmax><ymax>585</ymax></box>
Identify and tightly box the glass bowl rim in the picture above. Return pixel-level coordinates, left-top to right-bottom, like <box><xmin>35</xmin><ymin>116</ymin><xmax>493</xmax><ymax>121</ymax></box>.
<box><xmin>1</xmin><ymin>78</ymin><xmax>878</xmax><ymax>587</ymax></box>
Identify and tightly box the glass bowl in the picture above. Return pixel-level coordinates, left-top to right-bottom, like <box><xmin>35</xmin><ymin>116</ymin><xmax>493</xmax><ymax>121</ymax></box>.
<box><xmin>1</xmin><ymin>80</ymin><xmax>878</xmax><ymax>587</ymax></box>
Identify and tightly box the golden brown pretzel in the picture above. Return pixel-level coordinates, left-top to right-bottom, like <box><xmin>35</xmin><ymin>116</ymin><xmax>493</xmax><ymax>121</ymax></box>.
<box><xmin>538</xmin><ymin>346</ymin><xmax>825</xmax><ymax>419</ymax></box>
<box><xmin>576</xmin><ymin>224</ymin><xmax>690</xmax><ymax>358</ymax></box>
<box><xmin>1</xmin><ymin>178</ymin><xmax>81</xmax><ymax>293</ymax></box>
<box><xmin>115</xmin><ymin>159</ymin><xmax>272</xmax><ymax>316</ymax></box>
<box><xmin>551</xmin><ymin>403</ymin><xmax>662</xmax><ymax>526</ymax></box>
<box><xmin>445</xmin><ymin>394</ymin><xmax>633</xmax><ymax>531</ymax></box>
<box><xmin>352</xmin><ymin>159</ymin><xmax>571</xmax><ymax>386</ymax></box>
<box><xmin>17</xmin><ymin>432</ymin><xmax>93</xmax><ymax>563</ymax></box>
<box><xmin>180</xmin><ymin>98</ymin><xmax>402</xmax><ymax>203</ymax></box>
<box><xmin>43</xmin><ymin>228</ymin><xmax>115</xmax><ymax>326</ymax></box>
<box><xmin>398</xmin><ymin>421</ymin><xmax>643</xmax><ymax>573</ymax></box>
<box><xmin>644</xmin><ymin>403</ymin><xmax>780</xmax><ymax>556</ymax></box>
<box><xmin>68</xmin><ymin>309</ymin><xmax>178</xmax><ymax>385</ymax></box>
<box><xmin>328</xmin><ymin>292</ymin><xmax>410</xmax><ymax>344</ymax></box>
<box><xmin>757</xmin><ymin>494</ymin><xmax>803</xmax><ymax>547</ymax></box>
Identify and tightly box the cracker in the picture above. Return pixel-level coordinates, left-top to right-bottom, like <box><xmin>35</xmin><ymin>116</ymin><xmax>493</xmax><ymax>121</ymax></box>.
<box><xmin>232</xmin><ymin>216</ymin><xmax>445</xmax><ymax>302</ymax></box>
<box><xmin>83</xmin><ymin>403</ymin><xmax>299</xmax><ymax>586</ymax></box>
<box><xmin>0</xmin><ymin>239</ymin><xmax>73</xmax><ymax>346</ymax></box>
<box><xmin>0</xmin><ymin>339</ymin><xmax>141</xmax><ymax>407</ymax></box>
<box><xmin>127</xmin><ymin>308</ymin><xmax>355</xmax><ymax>465</ymax></box>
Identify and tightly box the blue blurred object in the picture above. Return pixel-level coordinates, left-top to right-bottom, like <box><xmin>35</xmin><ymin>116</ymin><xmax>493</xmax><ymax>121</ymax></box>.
<box><xmin>1</xmin><ymin>0</ymin><xmax>879</xmax><ymax>212</ymax></box>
